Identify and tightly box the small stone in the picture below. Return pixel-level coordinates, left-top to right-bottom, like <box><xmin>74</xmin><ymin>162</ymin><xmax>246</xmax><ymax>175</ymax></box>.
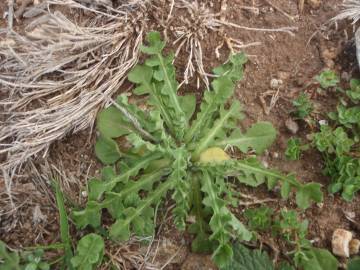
<box><xmin>318</xmin><ymin>119</ymin><xmax>328</xmax><ymax>126</ymax></box>
<box><xmin>33</xmin><ymin>205</ymin><xmax>47</xmax><ymax>224</ymax></box>
<box><xmin>81</xmin><ymin>190</ymin><xmax>88</xmax><ymax>197</ymax></box>
<box><xmin>271</xmin><ymin>152</ymin><xmax>279</xmax><ymax>159</ymax></box>
<box><xmin>316</xmin><ymin>202</ymin><xmax>324</xmax><ymax>209</ymax></box>
<box><xmin>270</xmin><ymin>78</ymin><xmax>283</xmax><ymax>89</ymax></box>
<box><xmin>285</xmin><ymin>118</ymin><xmax>299</xmax><ymax>134</ymax></box>
<box><xmin>332</xmin><ymin>229</ymin><xmax>353</xmax><ymax>257</ymax></box>
<box><xmin>341</xmin><ymin>71</ymin><xmax>351</xmax><ymax>81</ymax></box>
<box><xmin>350</xmin><ymin>239</ymin><xmax>360</xmax><ymax>255</ymax></box>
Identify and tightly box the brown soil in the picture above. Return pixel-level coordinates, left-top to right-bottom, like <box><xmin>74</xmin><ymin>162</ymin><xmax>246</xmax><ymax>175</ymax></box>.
<box><xmin>1</xmin><ymin>0</ymin><xmax>360</xmax><ymax>269</ymax></box>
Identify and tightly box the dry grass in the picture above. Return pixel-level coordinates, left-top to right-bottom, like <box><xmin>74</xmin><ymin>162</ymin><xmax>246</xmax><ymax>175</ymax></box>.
<box><xmin>332</xmin><ymin>0</ymin><xmax>360</xmax><ymax>24</ymax></box>
<box><xmin>0</xmin><ymin>0</ymin><xmax>146</xmax><ymax>183</ymax></box>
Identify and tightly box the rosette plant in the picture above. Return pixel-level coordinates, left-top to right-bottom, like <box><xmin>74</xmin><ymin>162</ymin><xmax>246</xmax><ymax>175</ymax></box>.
<box><xmin>73</xmin><ymin>32</ymin><xmax>322</xmax><ymax>268</ymax></box>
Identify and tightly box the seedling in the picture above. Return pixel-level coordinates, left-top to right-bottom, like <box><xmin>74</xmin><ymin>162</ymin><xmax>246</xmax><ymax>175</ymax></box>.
<box><xmin>292</xmin><ymin>93</ymin><xmax>313</xmax><ymax>119</ymax></box>
<box><xmin>315</xmin><ymin>70</ymin><xmax>339</xmax><ymax>89</ymax></box>
<box><xmin>244</xmin><ymin>208</ymin><xmax>338</xmax><ymax>270</ymax></box>
<box><xmin>285</xmin><ymin>138</ymin><xmax>310</xmax><ymax>161</ymax></box>
<box><xmin>311</xmin><ymin>72</ymin><xmax>360</xmax><ymax>201</ymax></box>
<box><xmin>72</xmin><ymin>32</ymin><xmax>323</xmax><ymax>268</ymax></box>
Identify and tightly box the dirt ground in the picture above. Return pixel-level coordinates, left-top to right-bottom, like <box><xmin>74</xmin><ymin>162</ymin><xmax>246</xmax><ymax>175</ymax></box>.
<box><xmin>1</xmin><ymin>0</ymin><xmax>360</xmax><ymax>269</ymax></box>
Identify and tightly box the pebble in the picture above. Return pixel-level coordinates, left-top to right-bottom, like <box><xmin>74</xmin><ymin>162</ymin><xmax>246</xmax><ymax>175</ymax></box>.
<box><xmin>33</xmin><ymin>205</ymin><xmax>47</xmax><ymax>224</ymax></box>
<box><xmin>270</xmin><ymin>78</ymin><xmax>283</xmax><ymax>89</ymax></box>
<box><xmin>332</xmin><ymin>229</ymin><xmax>353</xmax><ymax>257</ymax></box>
<box><xmin>341</xmin><ymin>71</ymin><xmax>351</xmax><ymax>81</ymax></box>
<box><xmin>285</xmin><ymin>118</ymin><xmax>299</xmax><ymax>134</ymax></box>
<box><xmin>318</xmin><ymin>119</ymin><xmax>328</xmax><ymax>126</ymax></box>
<box><xmin>271</xmin><ymin>152</ymin><xmax>279</xmax><ymax>159</ymax></box>
<box><xmin>350</xmin><ymin>239</ymin><xmax>360</xmax><ymax>255</ymax></box>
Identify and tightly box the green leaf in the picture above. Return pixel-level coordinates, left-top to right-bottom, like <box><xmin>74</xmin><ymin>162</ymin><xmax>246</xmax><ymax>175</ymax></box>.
<box><xmin>71</xmin><ymin>234</ymin><xmax>104</xmax><ymax>270</ymax></box>
<box><xmin>348</xmin><ymin>257</ymin><xmax>360</xmax><ymax>270</ymax></box>
<box><xmin>347</xmin><ymin>79</ymin><xmax>360</xmax><ymax>102</ymax></box>
<box><xmin>88</xmin><ymin>167</ymin><xmax>115</xmax><ymax>201</ymax></box>
<box><xmin>95</xmin><ymin>135</ymin><xmax>121</xmax><ymax>165</ymax></box>
<box><xmin>109</xmin><ymin>178</ymin><xmax>173</xmax><ymax>241</ymax></box>
<box><xmin>314</xmin><ymin>126</ymin><xmax>354</xmax><ymax>155</ymax></box>
<box><xmin>215</xmin><ymin>122</ymin><xmax>276</xmax><ymax>154</ymax></box>
<box><xmin>278</xmin><ymin>262</ymin><xmax>295</xmax><ymax>270</ymax></box>
<box><xmin>0</xmin><ymin>241</ymin><xmax>20</xmax><ymax>270</ymax></box>
<box><xmin>298</xmin><ymin>248</ymin><xmax>338</xmax><ymax>270</ymax></box>
<box><xmin>97</xmin><ymin>106</ymin><xmax>134</xmax><ymax>138</ymax></box>
<box><xmin>204</xmin><ymin>159</ymin><xmax>322</xmax><ymax>209</ymax></box>
<box><xmin>213</xmin><ymin>244</ymin><xmax>233</xmax><ymax>269</ymax></box>
<box><xmin>285</xmin><ymin>138</ymin><xmax>301</xmax><ymax>161</ymax></box>
<box><xmin>213</xmin><ymin>52</ymin><xmax>248</xmax><ymax>82</ymax></box>
<box><xmin>179</xmin><ymin>94</ymin><xmax>196</xmax><ymax>121</ymax></box>
<box><xmin>296</xmin><ymin>183</ymin><xmax>323</xmax><ymax>209</ymax></box>
<box><xmin>244</xmin><ymin>207</ymin><xmax>273</xmax><ymax>231</ymax></box>
<box><xmin>223</xmin><ymin>243</ymin><xmax>274</xmax><ymax>270</ymax></box>
<box><xmin>315</xmin><ymin>70</ymin><xmax>339</xmax><ymax>89</ymax></box>
<box><xmin>54</xmin><ymin>181</ymin><xmax>73</xmax><ymax>270</ymax></box>
<box><xmin>292</xmin><ymin>93</ymin><xmax>313</xmax><ymax>119</ymax></box>
<box><xmin>194</xmin><ymin>101</ymin><xmax>242</xmax><ymax>158</ymax></box>
<box><xmin>72</xmin><ymin>201</ymin><xmax>102</xmax><ymax>229</ymax></box>
<box><xmin>191</xmin><ymin>231</ymin><xmax>214</xmax><ymax>253</ymax></box>
<box><xmin>185</xmin><ymin>76</ymin><xmax>235</xmax><ymax>143</ymax></box>
<box><xmin>170</xmin><ymin>148</ymin><xmax>189</xmax><ymax>230</ymax></box>
<box><xmin>200</xmin><ymin>170</ymin><xmax>251</xmax><ymax>268</ymax></box>
<box><xmin>140</xmin><ymin>31</ymin><xmax>187</xmax><ymax>139</ymax></box>
<box><xmin>90</xmin><ymin>154</ymin><xmax>162</xmax><ymax>203</ymax></box>
<box><xmin>128</xmin><ymin>65</ymin><xmax>153</xmax><ymax>86</ymax></box>
<box><xmin>281</xmin><ymin>180</ymin><xmax>291</xmax><ymax>199</ymax></box>
<box><xmin>140</xmin><ymin>31</ymin><xmax>166</xmax><ymax>55</ymax></box>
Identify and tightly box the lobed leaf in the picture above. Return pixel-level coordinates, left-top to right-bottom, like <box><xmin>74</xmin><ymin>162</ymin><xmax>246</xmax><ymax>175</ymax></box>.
<box><xmin>95</xmin><ymin>135</ymin><xmax>122</xmax><ymax>165</ymax></box>
<box><xmin>71</xmin><ymin>234</ymin><xmax>104</xmax><ymax>270</ymax></box>
<box><xmin>185</xmin><ymin>76</ymin><xmax>235</xmax><ymax>143</ymax></box>
<box><xmin>215</xmin><ymin>122</ymin><xmax>276</xmax><ymax>154</ymax></box>
<box><xmin>193</xmin><ymin>101</ymin><xmax>243</xmax><ymax>159</ymax></box>
<box><xmin>223</xmin><ymin>243</ymin><xmax>274</xmax><ymax>270</ymax></box>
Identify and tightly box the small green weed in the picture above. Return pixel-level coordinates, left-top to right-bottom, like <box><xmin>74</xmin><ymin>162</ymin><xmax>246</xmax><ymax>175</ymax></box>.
<box><xmin>0</xmin><ymin>242</ymin><xmax>50</xmax><ymax>270</ymax></box>
<box><xmin>312</xmin><ymin>72</ymin><xmax>360</xmax><ymax>201</ymax></box>
<box><xmin>292</xmin><ymin>93</ymin><xmax>313</xmax><ymax>119</ymax></box>
<box><xmin>244</xmin><ymin>208</ymin><xmax>338</xmax><ymax>270</ymax></box>
<box><xmin>285</xmin><ymin>138</ymin><xmax>301</xmax><ymax>160</ymax></box>
<box><xmin>315</xmin><ymin>70</ymin><xmax>339</xmax><ymax>89</ymax></box>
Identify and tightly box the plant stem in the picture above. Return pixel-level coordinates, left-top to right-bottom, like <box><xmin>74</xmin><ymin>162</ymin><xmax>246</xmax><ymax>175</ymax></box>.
<box><xmin>192</xmin><ymin>173</ymin><xmax>206</xmax><ymax>235</ymax></box>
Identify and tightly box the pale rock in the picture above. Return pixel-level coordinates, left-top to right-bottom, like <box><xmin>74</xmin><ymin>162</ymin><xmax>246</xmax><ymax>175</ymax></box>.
<box><xmin>350</xmin><ymin>239</ymin><xmax>360</xmax><ymax>255</ymax></box>
<box><xmin>332</xmin><ymin>229</ymin><xmax>353</xmax><ymax>257</ymax></box>
<box><xmin>81</xmin><ymin>190</ymin><xmax>88</xmax><ymax>197</ymax></box>
<box><xmin>270</xmin><ymin>78</ymin><xmax>283</xmax><ymax>89</ymax></box>
<box><xmin>33</xmin><ymin>205</ymin><xmax>47</xmax><ymax>224</ymax></box>
<box><xmin>318</xmin><ymin>119</ymin><xmax>328</xmax><ymax>126</ymax></box>
<box><xmin>285</xmin><ymin>118</ymin><xmax>299</xmax><ymax>134</ymax></box>
<box><xmin>271</xmin><ymin>152</ymin><xmax>279</xmax><ymax>159</ymax></box>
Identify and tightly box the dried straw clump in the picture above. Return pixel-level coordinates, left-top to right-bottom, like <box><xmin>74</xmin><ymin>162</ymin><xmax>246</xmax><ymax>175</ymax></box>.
<box><xmin>0</xmin><ymin>0</ymin><xmax>147</xmax><ymax>182</ymax></box>
<box><xmin>332</xmin><ymin>0</ymin><xmax>360</xmax><ymax>24</ymax></box>
<box><xmin>172</xmin><ymin>0</ymin><xmax>220</xmax><ymax>88</ymax></box>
